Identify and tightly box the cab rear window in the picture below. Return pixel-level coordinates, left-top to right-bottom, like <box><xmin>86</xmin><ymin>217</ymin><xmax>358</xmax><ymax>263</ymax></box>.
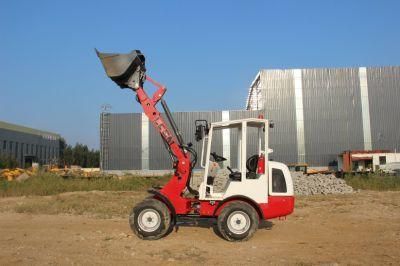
<box><xmin>272</xmin><ymin>168</ymin><xmax>287</xmax><ymax>193</ymax></box>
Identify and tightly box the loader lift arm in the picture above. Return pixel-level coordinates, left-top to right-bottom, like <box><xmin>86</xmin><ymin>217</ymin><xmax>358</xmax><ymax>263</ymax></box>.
<box><xmin>96</xmin><ymin>50</ymin><xmax>198</xmax><ymax>200</ymax></box>
<box><xmin>136</xmin><ymin>76</ymin><xmax>198</xmax><ymax>194</ymax></box>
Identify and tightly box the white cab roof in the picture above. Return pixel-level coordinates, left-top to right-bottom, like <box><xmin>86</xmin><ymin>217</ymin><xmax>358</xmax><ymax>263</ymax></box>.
<box><xmin>211</xmin><ymin>118</ymin><xmax>269</xmax><ymax>128</ymax></box>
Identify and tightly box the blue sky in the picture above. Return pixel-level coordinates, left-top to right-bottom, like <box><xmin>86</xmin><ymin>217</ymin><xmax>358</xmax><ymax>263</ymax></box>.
<box><xmin>1</xmin><ymin>0</ymin><xmax>399</xmax><ymax>149</ymax></box>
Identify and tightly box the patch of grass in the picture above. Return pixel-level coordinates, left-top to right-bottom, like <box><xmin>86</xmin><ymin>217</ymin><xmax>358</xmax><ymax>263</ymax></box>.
<box><xmin>345</xmin><ymin>174</ymin><xmax>400</xmax><ymax>191</ymax></box>
<box><xmin>0</xmin><ymin>173</ymin><xmax>170</xmax><ymax>197</ymax></box>
<box><xmin>11</xmin><ymin>191</ymin><xmax>146</xmax><ymax>218</ymax></box>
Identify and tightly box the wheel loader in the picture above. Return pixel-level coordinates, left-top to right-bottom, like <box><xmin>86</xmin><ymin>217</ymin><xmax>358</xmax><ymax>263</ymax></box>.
<box><xmin>96</xmin><ymin>50</ymin><xmax>294</xmax><ymax>241</ymax></box>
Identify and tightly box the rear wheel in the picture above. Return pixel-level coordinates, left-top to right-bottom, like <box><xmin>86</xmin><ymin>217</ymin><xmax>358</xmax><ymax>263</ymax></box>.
<box><xmin>129</xmin><ymin>199</ymin><xmax>171</xmax><ymax>240</ymax></box>
<box><xmin>217</xmin><ymin>201</ymin><xmax>259</xmax><ymax>241</ymax></box>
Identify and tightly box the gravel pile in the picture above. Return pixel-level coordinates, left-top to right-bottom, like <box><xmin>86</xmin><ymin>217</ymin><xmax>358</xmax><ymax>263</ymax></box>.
<box><xmin>191</xmin><ymin>170</ymin><xmax>354</xmax><ymax>196</ymax></box>
<box><xmin>291</xmin><ymin>172</ymin><xmax>353</xmax><ymax>195</ymax></box>
<box><xmin>190</xmin><ymin>169</ymin><xmax>231</xmax><ymax>192</ymax></box>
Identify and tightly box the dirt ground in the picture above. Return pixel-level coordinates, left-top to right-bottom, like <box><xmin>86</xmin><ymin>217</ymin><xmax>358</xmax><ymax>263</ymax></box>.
<box><xmin>0</xmin><ymin>191</ymin><xmax>399</xmax><ymax>265</ymax></box>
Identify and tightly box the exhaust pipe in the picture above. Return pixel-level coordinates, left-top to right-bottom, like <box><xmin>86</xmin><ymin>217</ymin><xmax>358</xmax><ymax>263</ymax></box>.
<box><xmin>96</xmin><ymin>49</ymin><xmax>146</xmax><ymax>90</ymax></box>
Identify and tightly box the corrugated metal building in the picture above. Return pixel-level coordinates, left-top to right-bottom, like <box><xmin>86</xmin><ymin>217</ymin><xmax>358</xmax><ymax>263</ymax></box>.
<box><xmin>246</xmin><ymin>66</ymin><xmax>400</xmax><ymax>166</ymax></box>
<box><xmin>0</xmin><ymin>120</ymin><xmax>61</xmax><ymax>167</ymax></box>
<box><xmin>100</xmin><ymin>110</ymin><xmax>269</xmax><ymax>171</ymax></box>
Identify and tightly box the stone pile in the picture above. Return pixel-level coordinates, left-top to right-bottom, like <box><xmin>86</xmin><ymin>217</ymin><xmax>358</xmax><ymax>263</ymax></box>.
<box><xmin>291</xmin><ymin>172</ymin><xmax>353</xmax><ymax>195</ymax></box>
<box><xmin>191</xmin><ymin>170</ymin><xmax>354</xmax><ymax>196</ymax></box>
<box><xmin>190</xmin><ymin>169</ymin><xmax>231</xmax><ymax>192</ymax></box>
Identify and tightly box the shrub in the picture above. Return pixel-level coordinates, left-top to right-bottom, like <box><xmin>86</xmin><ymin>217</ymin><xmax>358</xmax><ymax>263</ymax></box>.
<box><xmin>345</xmin><ymin>174</ymin><xmax>400</xmax><ymax>191</ymax></box>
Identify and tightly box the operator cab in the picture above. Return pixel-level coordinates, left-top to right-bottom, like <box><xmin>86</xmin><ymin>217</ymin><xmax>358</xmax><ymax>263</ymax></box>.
<box><xmin>196</xmin><ymin>118</ymin><xmax>293</xmax><ymax>203</ymax></box>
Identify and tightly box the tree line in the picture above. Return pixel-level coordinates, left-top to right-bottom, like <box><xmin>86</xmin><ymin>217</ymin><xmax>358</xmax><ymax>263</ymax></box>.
<box><xmin>59</xmin><ymin>139</ymin><xmax>100</xmax><ymax>168</ymax></box>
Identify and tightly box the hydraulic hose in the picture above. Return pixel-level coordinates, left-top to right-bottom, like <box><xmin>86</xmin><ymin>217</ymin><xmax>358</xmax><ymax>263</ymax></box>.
<box><xmin>183</xmin><ymin>145</ymin><xmax>199</xmax><ymax>196</ymax></box>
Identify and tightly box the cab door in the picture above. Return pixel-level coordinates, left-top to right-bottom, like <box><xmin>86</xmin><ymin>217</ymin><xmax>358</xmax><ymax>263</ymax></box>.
<box><xmin>268</xmin><ymin>161</ymin><xmax>294</xmax><ymax>196</ymax></box>
<box><xmin>263</xmin><ymin>161</ymin><xmax>294</xmax><ymax>219</ymax></box>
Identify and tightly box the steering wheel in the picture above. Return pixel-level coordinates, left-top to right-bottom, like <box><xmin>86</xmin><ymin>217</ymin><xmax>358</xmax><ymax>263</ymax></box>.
<box><xmin>210</xmin><ymin>152</ymin><xmax>227</xmax><ymax>162</ymax></box>
<box><xmin>227</xmin><ymin>166</ymin><xmax>242</xmax><ymax>181</ymax></box>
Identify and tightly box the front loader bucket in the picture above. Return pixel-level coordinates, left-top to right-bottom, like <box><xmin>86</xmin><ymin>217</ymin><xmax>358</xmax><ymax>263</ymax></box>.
<box><xmin>96</xmin><ymin>49</ymin><xmax>146</xmax><ymax>89</ymax></box>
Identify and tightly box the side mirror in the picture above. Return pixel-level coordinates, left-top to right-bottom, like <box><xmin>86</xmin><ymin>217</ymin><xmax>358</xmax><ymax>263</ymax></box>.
<box><xmin>195</xmin><ymin>120</ymin><xmax>209</xmax><ymax>141</ymax></box>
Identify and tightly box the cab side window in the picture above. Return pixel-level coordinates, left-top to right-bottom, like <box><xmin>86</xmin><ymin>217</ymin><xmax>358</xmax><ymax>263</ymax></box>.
<box><xmin>272</xmin><ymin>168</ymin><xmax>287</xmax><ymax>193</ymax></box>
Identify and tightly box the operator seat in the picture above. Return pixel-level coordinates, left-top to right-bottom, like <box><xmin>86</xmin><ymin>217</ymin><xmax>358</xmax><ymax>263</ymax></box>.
<box><xmin>246</xmin><ymin>154</ymin><xmax>259</xmax><ymax>179</ymax></box>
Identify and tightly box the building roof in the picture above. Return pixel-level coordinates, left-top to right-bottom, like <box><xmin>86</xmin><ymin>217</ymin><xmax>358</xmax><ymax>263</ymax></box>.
<box><xmin>0</xmin><ymin>120</ymin><xmax>60</xmax><ymax>139</ymax></box>
<box><xmin>246</xmin><ymin>71</ymin><xmax>261</xmax><ymax>110</ymax></box>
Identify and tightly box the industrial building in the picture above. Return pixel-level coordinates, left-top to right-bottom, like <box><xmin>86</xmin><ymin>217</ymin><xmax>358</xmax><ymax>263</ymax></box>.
<box><xmin>100</xmin><ymin>66</ymin><xmax>400</xmax><ymax>170</ymax></box>
<box><xmin>0</xmin><ymin>120</ymin><xmax>61</xmax><ymax>167</ymax></box>
<box><xmin>246</xmin><ymin>66</ymin><xmax>400</xmax><ymax>166</ymax></box>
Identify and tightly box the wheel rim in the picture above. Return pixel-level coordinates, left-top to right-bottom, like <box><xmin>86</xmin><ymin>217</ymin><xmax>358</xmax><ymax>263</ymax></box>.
<box><xmin>137</xmin><ymin>209</ymin><xmax>161</xmax><ymax>232</ymax></box>
<box><xmin>227</xmin><ymin>211</ymin><xmax>251</xmax><ymax>234</ymax></box>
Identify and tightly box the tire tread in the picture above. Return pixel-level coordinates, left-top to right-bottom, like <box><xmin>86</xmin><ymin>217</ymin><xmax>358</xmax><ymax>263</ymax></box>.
<box><xmin>217</xmin><ymin>201</ymin><xmax>259</xmax><ymax>242</ymax></box>
<box><xmin>129</xmin><ymin>198</ymin><xmax>171</xmax><ymax>240</ymax></box>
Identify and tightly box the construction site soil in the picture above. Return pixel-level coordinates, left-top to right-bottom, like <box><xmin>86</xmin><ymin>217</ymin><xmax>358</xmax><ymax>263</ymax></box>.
<box><xmin>0</xmin><ymin>191</ymin><xmax>399</xmax><ymax>265</ymax></box>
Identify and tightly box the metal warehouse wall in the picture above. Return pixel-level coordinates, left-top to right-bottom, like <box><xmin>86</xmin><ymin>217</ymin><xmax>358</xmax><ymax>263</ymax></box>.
<box><xmin>259</xmin><ymin>70</ymin><xmax>298</xmax><ymax>164</ymax></box>
<box><xmin>101</xmin><ymin>113</ymin><xmax>142</xmax><ymax>170</ymax></box>
<box><xmin>367</xmin><ymin>67</ymin><xmax>400</xmax><ymax>152</ymax></box>
<box><xmin>247</xmin><ymin>66</ymin><xmax>400</xmax><ymax>166</ymax></box>
<box><xmin>302</xmin><ymin>68</ymin><xmax>364</xmax><ymax>165</ymax></box>
<box><xmin>0</xmin><ymin>128</ymin><xmax>60</xmax><ymax>167</ymax></box>
<box><xmin>100</xmin><ymin>110</ymin><xmax>268</xmax><ymax>170</ymax></box>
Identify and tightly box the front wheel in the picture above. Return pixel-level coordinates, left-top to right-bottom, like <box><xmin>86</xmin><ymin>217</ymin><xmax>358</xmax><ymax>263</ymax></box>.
<box><xmin>217</xmin><ymin>201</ymin><xmax>259</xmax><ymax>241</ymax></box>
<box><xmin>129</xmin><ymin>199</ymin><xmax>171</xmax><ymax>240</ymax></box>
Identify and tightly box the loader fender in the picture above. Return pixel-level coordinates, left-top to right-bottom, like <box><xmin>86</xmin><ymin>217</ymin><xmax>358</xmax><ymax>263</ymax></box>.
<box><xmin>147</xmin><ymin>189</ymin><xmax>177</xmax><ymax>224</ymax></box>
<box><xmin>213</xmin><ymin>195</ymin><xmax>264</xmax><ymax>220</ymax></box>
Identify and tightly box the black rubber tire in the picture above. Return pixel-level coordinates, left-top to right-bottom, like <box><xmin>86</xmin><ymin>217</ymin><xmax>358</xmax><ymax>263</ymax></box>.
<box><xmin>217</xmin><ymin>201</ymin><xmax>259</xmax><ymax>242</ymax></box>
<box><xmin>212</xmin><ymin>224</ymin><xmax>224</xmax><ymax>239</ymax></box>
<box><xmin>129</xmin><ymin>199</ymin><xmax>171</xmax><ymax>240</ymax></box>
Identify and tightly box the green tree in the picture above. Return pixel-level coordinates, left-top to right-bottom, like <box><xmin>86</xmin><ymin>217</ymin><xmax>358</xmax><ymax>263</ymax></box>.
<box><xmin>87</xmin><ymin>150</ymin><xmax>100</xmax><ymax>168</ymax></box>
<box><xmin>63</xmin><ymin>145</ymin><xmax>74</xmax><ymax>166</ymax></box>
<box><xmin>59</xmin><ymin>141</ymin><xmax>99</xmax><ymax>168</ymax></box>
